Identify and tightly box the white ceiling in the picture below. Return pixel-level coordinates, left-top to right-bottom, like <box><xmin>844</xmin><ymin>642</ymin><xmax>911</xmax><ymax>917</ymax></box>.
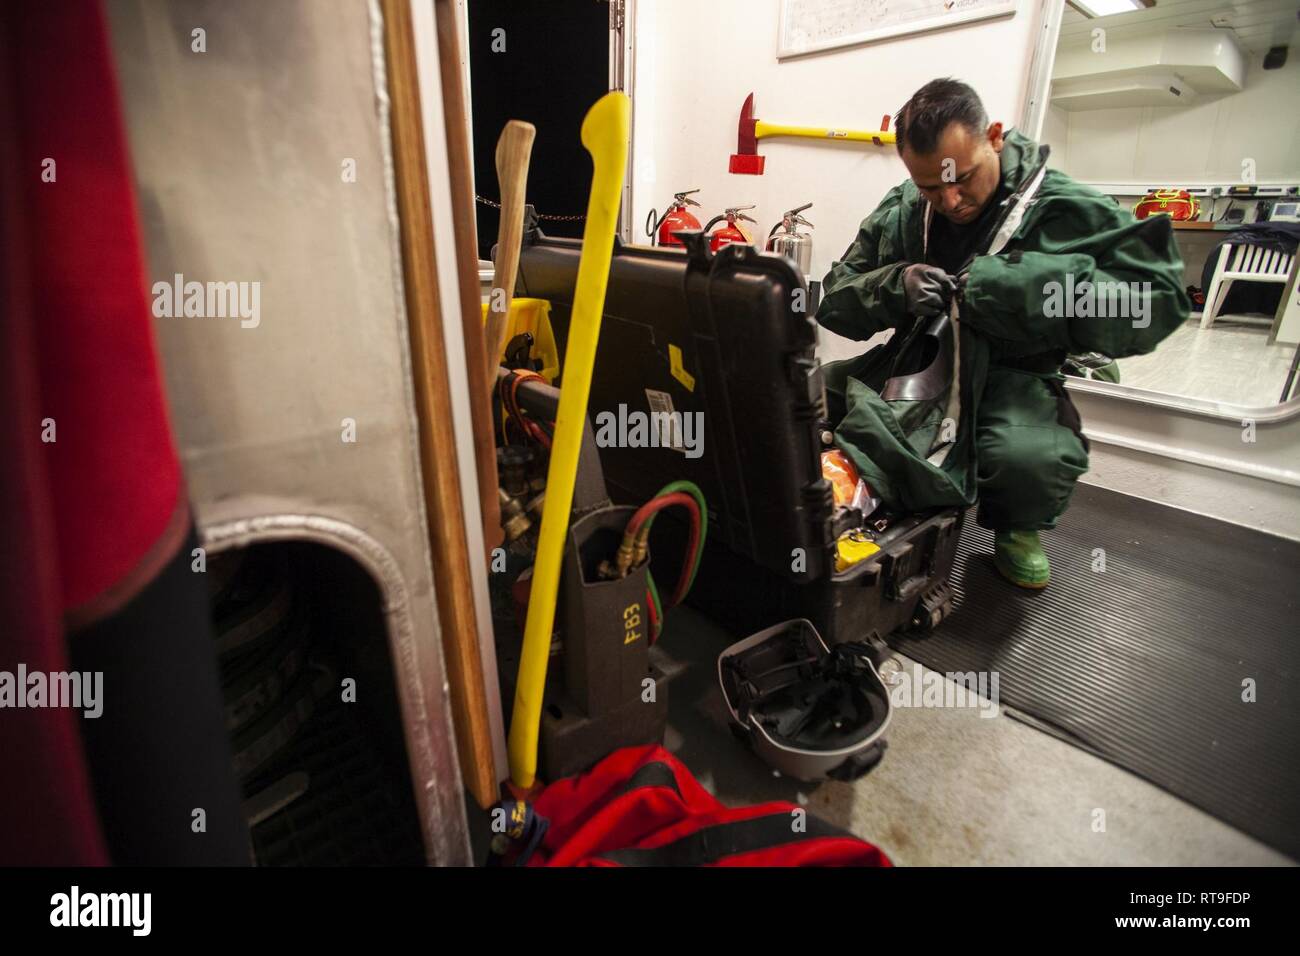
<box><xmin>1062</xmin><ymin>0</ymin><xmax>1300</xmax><ymax>55</ymax></box>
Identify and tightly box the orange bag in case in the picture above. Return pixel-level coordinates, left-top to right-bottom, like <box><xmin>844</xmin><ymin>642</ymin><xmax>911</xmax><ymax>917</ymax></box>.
<box><xmin>821</xmin><ymin>449</ymin><xmax>861</xmax><ymax>509</ymax></box>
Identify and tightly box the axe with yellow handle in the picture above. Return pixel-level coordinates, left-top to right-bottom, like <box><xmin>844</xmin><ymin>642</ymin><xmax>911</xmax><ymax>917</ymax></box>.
<box><xmin>729</xmin><ymin>91</ymin><xmax>895</xmax><ymax>174</ymax></box>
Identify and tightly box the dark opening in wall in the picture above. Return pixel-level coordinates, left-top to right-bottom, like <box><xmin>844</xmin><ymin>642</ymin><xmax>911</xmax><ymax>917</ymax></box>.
<box><xmin>467</xmin><ymin>0</ymin><xmax>610</xmax><ymax>259</ymax></box>
<box><xmin>209</xmin><ymin>542</ymin><xmax>425</xmax><ymax>866</ymax></box>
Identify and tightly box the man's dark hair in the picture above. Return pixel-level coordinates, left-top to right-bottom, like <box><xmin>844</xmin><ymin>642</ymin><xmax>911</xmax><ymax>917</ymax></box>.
<box><xmin>894</xmin><ymin>78</ymin><xmax>988</xmax><ymax>155</ymax></box>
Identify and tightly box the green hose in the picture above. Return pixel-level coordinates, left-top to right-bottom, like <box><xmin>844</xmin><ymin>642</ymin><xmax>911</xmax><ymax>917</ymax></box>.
<box><xmin>643</xmin><ymin>480</ymin><xmax>708</xmax><ymax>600</ymax></box>
<box><xmin>645</xmin><ymin>571</ymin><xmax>664</xmax><ymax>642</ymax></box>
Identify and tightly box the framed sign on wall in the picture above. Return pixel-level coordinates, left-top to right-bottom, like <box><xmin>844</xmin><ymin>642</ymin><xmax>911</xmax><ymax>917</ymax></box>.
<box><xmin>778</xmin><ymin>0</ymin><xmax>1019</xmax><ymax>59</ymax></box>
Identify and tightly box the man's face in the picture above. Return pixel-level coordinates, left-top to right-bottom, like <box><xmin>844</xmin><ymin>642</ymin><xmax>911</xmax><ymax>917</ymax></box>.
<box><xmin>900</xmin><ymin>121</ymin><xmax>1004</xmax><ymax>225</ymax></box>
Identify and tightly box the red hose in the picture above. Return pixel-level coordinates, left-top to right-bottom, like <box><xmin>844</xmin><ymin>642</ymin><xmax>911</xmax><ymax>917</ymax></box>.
<box><xmin>645</xmin><ymin>587</ymin><xmax>660</xmax><ymax>642</ymax></box>
<box><xmin>624</xmin><ymin>492</ymin><xmax>701</xmax><ymax>608</ymax></box>
<box><xmin>667</xmin><ymin>501</ymin><xmax>701</xmax><ymax>606</ymax></box>
<box><xmin>501</xmin><ymin>371</ymin><xmax>552</xmax><ymax>448</ymax></box>
<box><xmin>625</xmin><ymin>491</ymin><xmax>697</xmax><ymax>540</ymax></box>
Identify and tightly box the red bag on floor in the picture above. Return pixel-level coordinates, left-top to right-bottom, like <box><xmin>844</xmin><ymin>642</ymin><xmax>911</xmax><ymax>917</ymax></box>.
<box><xmin>517</xmin><ymin>744</ymin><xmax>891</xmax><ymax>867</ymax></box>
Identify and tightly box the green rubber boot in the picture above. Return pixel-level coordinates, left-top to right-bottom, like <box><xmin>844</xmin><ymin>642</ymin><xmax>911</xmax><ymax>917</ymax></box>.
<box><xmin>993</xmin><ymin>530</ymin><xmax>1050</xmax><ymax>589</ymax></box>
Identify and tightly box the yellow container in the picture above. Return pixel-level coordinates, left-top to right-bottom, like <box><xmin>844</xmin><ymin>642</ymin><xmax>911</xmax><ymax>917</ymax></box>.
<box><xmin>481</xmin><ymin>297</ymin><xmax>560</xmax><ymax>384</ymax></box>
<box><xmin>835</xmin><ymin>531</ymin><xmax>881</xmax><ymax>573</ymax></box>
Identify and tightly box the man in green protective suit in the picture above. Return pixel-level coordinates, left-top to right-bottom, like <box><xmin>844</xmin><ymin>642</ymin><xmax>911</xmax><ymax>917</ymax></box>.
<box><xmin>816</xmin><ymin>79</ymin><xmax>1188</xmax><ymax>588</ymax></box>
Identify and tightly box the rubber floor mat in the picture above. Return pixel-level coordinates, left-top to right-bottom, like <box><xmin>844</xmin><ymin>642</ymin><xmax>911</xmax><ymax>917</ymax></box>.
<box><xmin>888</xmin><ymin>483</ymin><xmax>1300</xmax><ymax>860</ymax></box>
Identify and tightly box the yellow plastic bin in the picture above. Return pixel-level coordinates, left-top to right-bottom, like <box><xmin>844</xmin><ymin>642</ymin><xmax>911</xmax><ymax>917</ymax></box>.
<box><xmin>481</xmin><ymin>297</ymin><xmax>559</xmax><ymax>384</ymax></box>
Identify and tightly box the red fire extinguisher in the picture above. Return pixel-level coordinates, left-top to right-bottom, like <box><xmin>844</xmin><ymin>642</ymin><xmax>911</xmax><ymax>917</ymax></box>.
<box><xmin>704</xmin><ymin>205</ymin><xmax>757</xmax><ymax>252</ymax></box>
<box><xmin>645</xmin><ymin>189</ymin><xmax>703</xmax><ymax>247</ymax></box>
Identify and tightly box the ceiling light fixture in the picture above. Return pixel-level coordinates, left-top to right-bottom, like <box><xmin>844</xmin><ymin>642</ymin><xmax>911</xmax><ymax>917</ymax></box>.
<box><xmin>1071</xmin><ymin>0</ymin><xmax>1147</xmax><ymax>17</ymax></box>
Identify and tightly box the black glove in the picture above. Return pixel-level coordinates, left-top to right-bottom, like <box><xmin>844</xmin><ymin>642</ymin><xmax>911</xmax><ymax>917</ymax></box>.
<box><xmin>902</xmin><ymin>264</ymin><xmax>956</xmax><ymax>317</ymax></box>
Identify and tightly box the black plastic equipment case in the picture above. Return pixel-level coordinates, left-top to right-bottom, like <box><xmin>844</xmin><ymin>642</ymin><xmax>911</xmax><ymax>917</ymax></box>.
<box><xmin>517</xmin><ymin>227</ymin><xmax>962</xmax><ymax>652</ymax></box>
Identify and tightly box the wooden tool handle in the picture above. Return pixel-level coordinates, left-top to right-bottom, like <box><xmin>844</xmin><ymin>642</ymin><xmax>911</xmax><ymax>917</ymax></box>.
<box><xmin>485</xmin><ymin>120</ymin><xmax>536</xmax><ymax>400</ymax></box>
<box><xmin>380</xmin><ymin>0</ymin><xmax>496</xmax><ymax>816</ymax></box>
<box><xmin>433</xmin><ymin>0</ymin><xmax>503</xmax><ymax>567</ymax></box>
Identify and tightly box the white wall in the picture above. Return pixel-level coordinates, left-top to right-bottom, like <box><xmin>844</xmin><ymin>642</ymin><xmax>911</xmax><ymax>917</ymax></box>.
<box><xmin>1051</xmin><ymin>56</ymin><xmax>1300</xmax><ymax>185</ymax></box>
<box><xmin>1042</xmin><ymin>102</ymin><xmax>1070</xmax><ymax>171</ymax></box>
<box><xmin>630</xmin><ymin>0</ymin><xmax>1045</xmax><ymax>279</ymax></box>
<box><xmin>630</xmin><ymin>0</ymin><xmax>1046</xmax><ymax>360</ymax></box>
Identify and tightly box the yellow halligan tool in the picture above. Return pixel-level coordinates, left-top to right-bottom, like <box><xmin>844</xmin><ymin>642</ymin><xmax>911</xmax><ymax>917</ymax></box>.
<box><xmin>508</xmin><ymin>91</ymin><xmax>629</xmax><ymax>790</ymax></box>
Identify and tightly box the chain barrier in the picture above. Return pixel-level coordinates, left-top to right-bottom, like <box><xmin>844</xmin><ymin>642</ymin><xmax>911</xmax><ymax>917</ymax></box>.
<box><xmin>475</xmin><ymin>194</ymin><xmax>586</xmax><ymax>222</ymax></box>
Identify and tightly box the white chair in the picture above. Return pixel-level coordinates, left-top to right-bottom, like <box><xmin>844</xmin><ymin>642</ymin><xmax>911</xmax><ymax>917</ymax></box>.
<box><xmin>1200</xmin><ymin>241</ymin><xmax>1296</xmax><ymax>330</ymax></box>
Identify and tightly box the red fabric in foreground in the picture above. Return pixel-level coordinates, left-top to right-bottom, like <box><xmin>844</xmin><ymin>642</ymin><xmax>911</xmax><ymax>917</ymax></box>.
<box><xmin>0</xmin><ymin>67</ymin><xmax>109</xmax><ymax>863</ymax></box>
<box><xmin>8</xmin><ymin>0</ymin><xmax>182</xmax><ymax>615</ymax></box>
<box><xmin>528</xmin><ymin>744</ymin><xmax>892</xmax><ymax>867</ymax></box>
<box><xmin>0</xmin><ymin>1</ymin><xmax>181</xmax><ymax>864</ymax></box>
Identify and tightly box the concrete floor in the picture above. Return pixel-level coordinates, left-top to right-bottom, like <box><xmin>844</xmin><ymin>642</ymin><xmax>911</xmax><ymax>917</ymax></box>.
<box><xmin>655</xmin><ymin>605</ymin><xmax>1291</xmax><ymax>867</ymax></box>
<box><xmin>634</xmin><ymin>317</ymin><xmax>1298</xmax><ymax>866</ymax></box>
<box><xmin>470</xmin><ymin>320</ymin><xmax>1294</xmax><ymax>866</ymax></box>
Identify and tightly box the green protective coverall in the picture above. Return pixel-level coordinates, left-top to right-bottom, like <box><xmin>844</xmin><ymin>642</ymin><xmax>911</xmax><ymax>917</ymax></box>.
<box><xmin>815</xmin><ymin>129</ymin><xmax>1190</xmax><ymax>531</ymax></box>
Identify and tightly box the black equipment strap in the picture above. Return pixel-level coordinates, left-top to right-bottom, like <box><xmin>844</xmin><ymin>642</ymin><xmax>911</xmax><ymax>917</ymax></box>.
<box><xmin>594</xmin><ymin>812</ymin><xmax>857</xmax><ymax>867</ymax></box>
<box><xmin>616</xmin><ymin>760</ymin><xmax>682</xmax><ymax>799</ymax></box>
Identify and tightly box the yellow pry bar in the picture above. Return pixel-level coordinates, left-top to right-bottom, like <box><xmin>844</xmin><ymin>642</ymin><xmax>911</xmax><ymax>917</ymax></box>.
<box><xmin>507</xmin><ymin>91</ymin><xmax>630</xmax><ymax>790</ymax></box>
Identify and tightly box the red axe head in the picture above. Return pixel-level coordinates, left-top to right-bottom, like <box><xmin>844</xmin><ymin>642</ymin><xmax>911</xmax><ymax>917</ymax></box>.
<box><xmin>729</xmin><ymin>92</ymin><xmax>765</xmax><ymax>176</ymax></box>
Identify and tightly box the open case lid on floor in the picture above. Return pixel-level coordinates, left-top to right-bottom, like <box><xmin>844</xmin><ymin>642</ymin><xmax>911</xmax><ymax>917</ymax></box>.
<box><xmin>517</xmin><ymin>227</ymin><xmax>833</xmax><ymax>582</ymax></box>
<box><xmin>718</xmin><ymin>618</ymin><xmax>890</xmax><ymax>781</ymax></box>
